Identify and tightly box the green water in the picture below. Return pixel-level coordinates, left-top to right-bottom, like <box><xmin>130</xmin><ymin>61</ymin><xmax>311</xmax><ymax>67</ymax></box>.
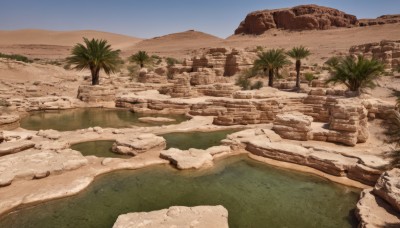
<box><xmin>71</xmin><ymin>141</ymin><xmax>130</xmax><ymax>158</ymax></box>
<box><xmin>0</xmin><ymin>156</ymin><xmax>359</xmax><ymax>228</ymax></box>
<box><xmin>20</xmin><ymin>108</ymin><xmax>187</xmax><ymax>131</ymax></box>
<box><xmin>162</xmin><ymin>129</ymin><xmax>238</xmax><ymax>150</ymax></box>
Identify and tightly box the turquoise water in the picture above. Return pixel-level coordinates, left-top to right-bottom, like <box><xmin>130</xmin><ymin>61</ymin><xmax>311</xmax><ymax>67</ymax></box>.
<box><xmin>0</xmin><ymin>156</ymin><xmax>359</xmax><ymax>228</ymax></box>
<box><xmin>162</xmin><ymin>129</ymin><xmax>238</xmax><ymax>150</ymax></box>
<box><xmin>20</xmin><ymin>108</ymin><xmax>187</xmax><ymax>131</ymax></box>
<box><xmin>70</xmin><ymin>140</ymin><xmax>130</xmax><ymax>158</ymax></box>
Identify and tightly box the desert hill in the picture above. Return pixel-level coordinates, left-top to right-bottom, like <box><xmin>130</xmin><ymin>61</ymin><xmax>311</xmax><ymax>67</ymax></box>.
<box><xmin>122</xmin><ymin>30</ymin><xmax>226</xmax><ymax>58</ymax></box>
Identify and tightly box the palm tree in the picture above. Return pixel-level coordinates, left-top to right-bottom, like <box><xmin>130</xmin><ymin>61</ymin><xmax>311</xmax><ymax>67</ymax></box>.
<box><xmin>67</xmin><ymin>38</ymin><xmax>121</xmax><ymax>85</ymax></box>
<box><xmin>254</xmin><ymin>49</ymin><xmax>290</xmax><ymax>87</ymax></box>
<box><xmin>326</xmin><ymin>55</ymin><xmax>384</xmax><ymax>94</ymax></box>
<box><xmin>287</xmin><ymin>46</ymin><xmax>311</xmax><ymax>89</ymax></box>
<box><xmin>129</xmin><ymin>51</ymin><xmax>151</xmax><ymax>68</ymax></box>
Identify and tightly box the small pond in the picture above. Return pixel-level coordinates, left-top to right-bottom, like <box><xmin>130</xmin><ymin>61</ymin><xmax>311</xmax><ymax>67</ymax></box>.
<box><xmin>70</xmin><ymin>141</ymin><xmax>129</xmax><ymax>159</ymax></box>
<box><xmin>20</xmin><ymin>108</ymin><xmax>188</xmax><ymax>131</ymax></box>
<box><xmin>162</xmin><ymin>129</ymin><xmax>238</xmax><ymax>150</ymax></box>
<box><xmin>0</xmin><ymin>156</ymin><xmax>359</xmax><ymax>228</ymax></box>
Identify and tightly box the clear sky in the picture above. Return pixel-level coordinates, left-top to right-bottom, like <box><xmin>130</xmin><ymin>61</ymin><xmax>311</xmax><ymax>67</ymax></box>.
<box><xmin>0</xmin><ymin>0</ymin><xmax>399</xmax><ymax>38</ymax></box>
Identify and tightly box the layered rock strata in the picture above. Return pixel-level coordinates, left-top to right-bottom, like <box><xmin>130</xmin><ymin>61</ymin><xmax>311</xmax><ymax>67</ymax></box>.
<box><xmin>112</xmin><ymin>134</ymin><xmax>166</xmax><ymax>156</ymax></box>
<box><xmin>77</xmin><ymin>85</ymin><xmax>116</xmax><ymax>102</ymax></box>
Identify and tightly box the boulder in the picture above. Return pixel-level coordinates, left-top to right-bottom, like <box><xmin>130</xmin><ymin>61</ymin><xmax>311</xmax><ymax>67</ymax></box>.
<box><xmin>160</xmin><ymin>148</ymin><xmax>214</xmax><ymax>169</ymax></box>
<box><xmin>112</xmin><ymin>134</ymin><xmax>166</xmax><ymax>156</ymax></box>
<box><xmin>113</xmin><ymin>205</ymin><xmax>229</xmax><ymax>228</ymax></box>
<box><xmin>37</xmin><ymin>129</ymin><xmax>61</xmax><ymax>140</ymax></box>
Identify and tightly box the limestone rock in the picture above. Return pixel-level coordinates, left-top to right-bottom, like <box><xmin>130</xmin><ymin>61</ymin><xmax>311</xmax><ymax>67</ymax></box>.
<box><xmin>77</xmin><ymin>85</ymin><xmax>116</xmax><ymax>103</ymax></box>
<box><xmin>0</xmin><ymin>114</ymin><xmax>20</xmax><ymax>130</ymax></box>
<box><xmin>0</xmin><ymin>149</ymin><xmax>87</xmax><ymax>187</ymax></box>
<box><xmin>0</xmin><ymin>140</ymin><xmax>35</xmax><ymax>156</ymax></box>
<box><xmin>373</xmin><ymin>169</ymin><xmax>400</xmax><ymax>212</ymax></box>
<box><xmin>356</xmin><ymin>189</ymin><xmax>400</xmax><ymax>228</ymax></box>
<box><xmin>160</xmin><ymin>148</ymin><xmax>213</xmax><ymax>169</ymax></box>
<box><xmin>113</xmin><ymin>205</ymin><xmax>229</xmax><ymax>228</ymax></box>
<box><xmin>359</xmin><ymin>14</ymin><xmax>400</xmax><ymax>27</ymax></box>
<box><xmin>112</xmin><ymin>134</ymin><xmax>166</xmax><ymax>156</ymax></box>
<box><xmin>37</xmin><ymin>129</ymin><xmax>61</xmax><ymax>140</ymax></box>
<box><xmin>235</xmin><ymin>4</ymin><xmax>358</xmax><ymax>35</ymax></box>
<box><xmin>273</xmin><ymin>112</ymin><xmax>313</xmax><ymax>141</ymax></box>
<box><xmin>138</xmin><ymin>117</ymin><xmax>176</xmax><ymax>123</ymax></box>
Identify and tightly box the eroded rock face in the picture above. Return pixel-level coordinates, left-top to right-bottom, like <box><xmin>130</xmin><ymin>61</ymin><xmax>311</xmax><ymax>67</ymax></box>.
<box><xmin>112</xmin><ymin>134</ymin><xmax>166</xmax><ymax>156</ymax></box>
<box><xmin>0</xmin><ymin>114</ymin><xmax>20</xmax><ymax>130</ymax></box>
<box><xmin>359</xmin><ymin>14</ymin><xmax>400</xmax><ymax>27</ymax></box>
<box><xmin>235</xmin><ymin>4</ymin><xmax>358</xmax><ymax>35</ymax></box>
<box><xmin>373</xmin><ymin>169</ymin><xmax>400</xmax><ymax>213</ymax></box>
<box><xmin>77</xmin><ymin>85</ymin><xmax>116</xmax><ymax>103</ymax></box>
<box><xmin>356</xmin><ymin>189</ymin><xmax>400</xmax><ymax>228</ymax></box>
<box><xmin>349</xmin><ymin>40</ymin><xmax>400</xmax><ymax>71</ymax></box>
<box><xmin>113</xmin><ymin>205</ymin><xmax>229</xmax><ymax>228</ymax></box>
<box><xmin>7</xmin><ymin>96</ymin><xmax>77</xmax><ymax>111</ymax></box>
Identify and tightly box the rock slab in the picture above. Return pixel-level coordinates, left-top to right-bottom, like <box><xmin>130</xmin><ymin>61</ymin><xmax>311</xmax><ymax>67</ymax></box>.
<box><xmin>113</xmin><ymin>205</ymin><xmax>229</xmax><ymax>228</ymax></box>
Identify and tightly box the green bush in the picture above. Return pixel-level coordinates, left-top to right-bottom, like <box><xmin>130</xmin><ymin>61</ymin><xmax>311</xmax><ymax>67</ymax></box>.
<box><xmin>251</xmin><ymin>81</ymin><xmax>264</xmax><ymax>90</ymax></box>
<box><xmin>236</xmin><ymin>75</ymin><xmax>251</xmax><ymax>90</ymax></box>
<box><xmin>166</xmin><ymin>57</ymin><xmax>180</xmax><ymax>66</ymax></box>
<box><xmin>0</xmin><ymin>52</ymin><xmax>32</xmax><ymax>63</ymax></box>
<box><xmin>304</xmin><ymin>72</ymin><xmax>315</xmax><ymax>83</ymax></box>
<box><xmin>151</xmin><ymin>55</ymin><xmax>162</xmax><ymax>65</ymax></box>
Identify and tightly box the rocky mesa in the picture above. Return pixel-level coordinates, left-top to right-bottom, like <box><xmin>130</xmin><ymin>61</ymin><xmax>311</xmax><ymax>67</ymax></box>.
<box><xmin>234</xmin><ymin>4</ymin><xmax>358</xmax><ymax>35</ymax></box>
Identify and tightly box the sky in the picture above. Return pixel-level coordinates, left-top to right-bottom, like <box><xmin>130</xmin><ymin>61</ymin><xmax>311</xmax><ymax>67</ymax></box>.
<box><xmin>0</xmin><ymin>0</ymin><xmax>399</xmax><ymax>38</ymax></box>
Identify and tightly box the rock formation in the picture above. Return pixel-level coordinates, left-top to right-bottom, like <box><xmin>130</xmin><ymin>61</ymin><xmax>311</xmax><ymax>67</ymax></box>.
<box><xmin>349</xmin><ymin>40</ymin><xmax>400</xmax><ymax>71</ymax></box>
<box><xmin>235</xmin><ymin>4</ymin><xmax>358</xmax><ymax>35</ymax></box>
<box><xmin>359</xmin><ymin>14</ymin><xmax>400</xmax><ymax>27</ymax></box>
<box><xmin>0</xmin><ymin>114</ymin><xmax>20</xmax><ymax>130</ymax></box>
<box><xmin>273</xmin><ymin>112</ymin><xmax>313</xmax><ymax>141</ymax></box>
<box><xmin>112</xmin><ymin>134</ymin><xmax>166</xmax><ymax>156</ymax></box>
<box><xmin>77</xmin><ymin>85</ymin><xmax>116</xmax><ymax>103</ymax></box>
<box><xmin>113</xmin><ymin>205</ymin><xmax>229</xmax><ymax>228</ymax></box>
<box><xmin>373</xmin><ymin>169</ymin><xmax>400</xmax><ymax>212</ymax></box>
<box><xmin>160</xmin><ymin>146</ymin><xmax>231</xmax><ymax>169</ymax></box>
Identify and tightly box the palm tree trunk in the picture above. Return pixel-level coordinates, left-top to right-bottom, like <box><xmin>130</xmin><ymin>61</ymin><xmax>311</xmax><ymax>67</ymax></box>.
<box><xmin>268</xmin><ymin>68</ymin><xmax>274</xmax><ymax>87</ymax></box>
<box><xmin>295</xmin><ymin>60</ymin><xmax>301</xmax><ymax>89</ymax></box>
<box><xmin>140</xmin><ymin>62</ymin><xmax>144</xmax><ymax>68</ymax></box>
<box><xmin>92</xmin><ymin>68</ymin><xmax>100</xmax><ymax>85</ymax></box>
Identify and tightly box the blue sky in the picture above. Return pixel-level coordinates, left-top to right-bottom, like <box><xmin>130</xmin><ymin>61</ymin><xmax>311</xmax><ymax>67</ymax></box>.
<box><xmin>0</xmin><ymin>0</ymin><xmax>399</xmax><ymax>38</ymax></box>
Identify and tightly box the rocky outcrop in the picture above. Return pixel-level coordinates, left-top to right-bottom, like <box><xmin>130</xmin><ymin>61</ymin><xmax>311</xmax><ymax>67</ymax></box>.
<box><xmin>356</xmin><ymin>189</ymin><xmax>400</xmax><ymax>228</ymax></box>
<box><xmin>195</xmin><ymin>83</ymin><xmax>240</xmax><ymax>97</ymax></box>
<box><xmin>0</xmin><ymin>114</ymin><xmax>20</xmax><ymax>130</ymax></box>
<box><xmin>113</xmin><ymin>205</ymin><xmax>229</xmax><ymax>228</ymax></box>
<box><xmin>77</xmin><ymin>85</ymin><xmax>116</xmax><ymax>103</ymax></box>
<box><xmin>37</xmin><ymin>129</ymin><xmax>61</xmax><ymax>140</ymax></box>
<box><xmin>160</xmin><ymin>146</ymin><xmax>231</xmax><ymax>169</ymax></box>
<box><xmin>349</xmin><ymin>40</ymin><xmax>400</xmax><ymax>71</ymax></box>
<box><xmin>112</xmin><ymin>134</ymin><xmax>166</xmax><ymax>156</ymax></box>
<box><xmin>273</xmin><ymin>112</ymin><xmax>313</xmax><ymax>141</ymax></box>
<box><xmin>138</xmin><ymin>68</ymin><xmax>168</xmax><ymax>84</ymax></box>
<box><xmin>359</xmin><ymin>14</ymin><xmax>400</xmax><ymax>27</ymax></box>
<box><xmin>235</xmin><ymin>4</ymin><xmax>358</xmax><ymax>35</ymax></box>
<box><xmin>7</xmin><ymin>96</ymin><xmax>77</xmax><ymax>111</ymax></box>
<box><xmin>373</xmin><ymin>169</ymin><xmax>400</xmax><ymax>213</ymax></box>
<box><xmin>0</xmin><ymin>149</ymin><xmax>88</xmax><ymax>187</ymax></box>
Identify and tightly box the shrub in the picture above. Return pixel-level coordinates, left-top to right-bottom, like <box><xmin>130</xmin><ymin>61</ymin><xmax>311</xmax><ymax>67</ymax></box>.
<box><xmin>251</xmin><ymin>81</ymin><xmax>264</xmax><ymax>90</ymax></box>
<box><xmin>0</xmin><ymin>52</ymin><xmax>32</xmax><ymax>63</ymax></box>
<box><xmin>151</xmin><ymin>55</ymin><xmax>162</xmax><ymax>65</ymax></box>
<box><xmin>304</xmin><ymin>72</ymin><xmax>315</xmax><ymax>85</ymax></box>
<box><xmin>236</xmin><ymin>75</ymin><xmax>251</xmax><ymax>90</ymax></box>
<box><xmin>166</xmin><ymin>57</ymin><xmax>180</xmax><ymax>66</ymax></box>
<box><xmin>127</xmin><ymin>64</ymin><xmax>140</xmax><ymax>80</ymax></box>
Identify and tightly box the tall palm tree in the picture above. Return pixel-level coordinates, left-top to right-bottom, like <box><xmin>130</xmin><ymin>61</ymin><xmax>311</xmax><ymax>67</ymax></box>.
<box><xmin>254</xmin><ymin>49</ymin><xmax>290</xmax><ymax>87</ymax></box>
<box><xmin>67</xmin><ymin>38</ymin><xmax>121</xmax><ymax>85</ymax></box>
<box><xmin>326</xmin><ymin>55</ymin><xmax>384</xmax><ymax>94</ymax></box>
<box><xmin>129</xmin><ymin>51</ymin><xmax>151</xmax><ymax>68</ymax></box>
<box><xmin>287</xmin><ymin>46</ymin><xmax>311</xmax><ymax>89</ymax></box>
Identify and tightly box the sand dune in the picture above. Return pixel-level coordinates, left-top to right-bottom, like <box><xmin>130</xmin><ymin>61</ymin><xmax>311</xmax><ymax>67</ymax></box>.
<box><xmin>0</xmin><ymin>29</ymin><xmax>142</xmax><ymax>48</ymax></box>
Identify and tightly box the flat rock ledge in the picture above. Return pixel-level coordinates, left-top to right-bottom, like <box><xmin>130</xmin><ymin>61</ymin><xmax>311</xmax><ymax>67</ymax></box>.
<box><xmin>160</xmin><ymin>146</ymin><xmax>231</xmax><ymax>169</ymax></box>
<box><xmin>0</xmin><ymin>140</ymin><xmax>35</xmax><ymax>156</ymax></box>
<box><xmin>138</xmin><ymin>117</ymin><xmax>176</xmax><ymax>123</ymax></box>
<box><xmin>0</xmin><ymin>149</ymin><xmax>88</xmax><ymax>187</ymax></box>
<box><xmin>113</xmin><ymin>205</ymin><xmax>229</xmax><ymax>228</ymax></box>
<box><xmin>112</xmin><ymin>134</ymin><xmax>166</xmax><ymax>156</ymax></box>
